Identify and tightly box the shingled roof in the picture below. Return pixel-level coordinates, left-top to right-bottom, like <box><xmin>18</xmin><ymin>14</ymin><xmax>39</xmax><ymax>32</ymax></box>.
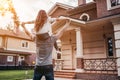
<box><xmin>67</xmin><ymin>2</ymin><xmax>96</xmax><ymax>16</ymax></box>
<box><xmin>0</xmin><ymin>29</ymin><xmax>31</xmax><ymax>40</ymax></box>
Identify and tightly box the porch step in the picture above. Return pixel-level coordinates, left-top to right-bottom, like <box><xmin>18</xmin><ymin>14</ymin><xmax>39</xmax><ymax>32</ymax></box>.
<box><xmin>76</xmin><ymin>72</ymin><xmax>118</xmax><ymax>80</ymax></box>
<box><xmin>54</xmin><ymin>71</ymin><xmax>76</xmax><ymax>79</ymax></box>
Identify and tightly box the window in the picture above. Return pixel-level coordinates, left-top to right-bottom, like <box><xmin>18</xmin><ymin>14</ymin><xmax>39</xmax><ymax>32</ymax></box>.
<box><xmin>57</xmin><ymin>53</ymin><xmax>61</xmax><ymax>59</ymax></box>
<box><xmin>21</xmin><ymin>40</ymin><xmax>29</xmax><ymax>48</ymax></box>
<box><xmin>107</xmin><ymin>0</ymin><xmax>120</xmax><ymax>10</ymax></box>
<box><xmin>111</xmin><ymin>0</ymin><xmax>120</xmax><ymax>7</ymax></box>
<box><xmin>20</xmin><ymin>56</ymin><xmax>24</xmax><ymax>60</ymax></box>
<box><xmin>86</xmin><ymin>0</ymin><xmax>94</xmax><ymax>3</ymax></box>
<box><xmin>56</xmin><ymin>40</ymin><xmax>62</xmax><ymax>59</ymax></box>
<box><xmin>107</xmin><ymin>37</ymin><xmax>114</xmax><ymax>57</ymax></box>
<box><xmin>18</xmin><ymin>56</ymin><xmax>25</xmax><ymax>62</ymax></box>
<box><xmin>7</xmin><ymin>56</ymin><xmax>13</xmax><ymax>62</ymax></box>
<box><xmin>81</xmin><ymin>15</ymin><xmax>88</xmax><ymax>21</ymax></box>
<box><xmin>57</xmin><ymin>48</ymin><xmax>62</xmax><ymax>59</ymax></box>
<box><xmin>80</xmin><ymin>13</ymin><xmax>90</xmax><ymax>21</ymax></box>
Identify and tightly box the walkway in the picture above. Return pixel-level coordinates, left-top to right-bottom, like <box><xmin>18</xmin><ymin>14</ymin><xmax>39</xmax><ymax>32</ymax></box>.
<box><xmin>25</xmin><ymin>77</ymin><xmax>83</xmax><ymax>80</ymax></box>
<box><xmin>54</xmin><ymin>78</ymin><xmax>83</xmax><ymax>80</ymax></box>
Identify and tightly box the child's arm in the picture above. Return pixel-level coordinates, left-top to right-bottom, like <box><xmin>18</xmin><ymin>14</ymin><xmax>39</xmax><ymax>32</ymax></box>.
<box><xmin>21</xmin><ymin>22</ymin><xmax>35</xmax><ymax>41</ymax></box>
<box><xmin>55</xmin><ymin>19</ymin><xmax>71</xmax><ymax>39</ymax></box>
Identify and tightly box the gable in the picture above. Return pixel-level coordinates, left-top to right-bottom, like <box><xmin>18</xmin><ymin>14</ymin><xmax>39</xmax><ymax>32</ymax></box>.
<box><xmin>67</xmin><ymin>2</ymin><xmax>97</xmax><ymax>21</ymax></box>
<box><xmin>50</xmin><ymin>7</ymin><xmax>67</xmax><ymax>18</ymax></box>
<box><xmin>48</xmin><ymin>2</ymin><xmax>74</xmax><ymax>17</ymax></box>
<box><xmin>0</xmin><ymin>29</ymin><xmax>31</xmax><ymax>40</ymax></box>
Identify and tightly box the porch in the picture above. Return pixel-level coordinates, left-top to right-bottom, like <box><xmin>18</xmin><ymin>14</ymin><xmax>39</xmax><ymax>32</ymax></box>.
<box><xmin>54</xmin><ymin>58</ymin><xmax>119</xmax><ymax>80</ymax></box>
<box><xmin>52</xmin><ymin>15</ymin><xmax>120</xmax><ymax>80</ymax></box>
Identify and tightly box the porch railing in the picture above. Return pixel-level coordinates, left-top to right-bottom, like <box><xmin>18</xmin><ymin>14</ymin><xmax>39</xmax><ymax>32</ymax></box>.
<box><xmin>54</xmin><ymin>59</ymin><xmax>64</xmax><ymax>71</ymax></box>
<box><xmin>83</xmin><ymin>58</ymin><xmax>117</xmax><ymax>73</ymax></box>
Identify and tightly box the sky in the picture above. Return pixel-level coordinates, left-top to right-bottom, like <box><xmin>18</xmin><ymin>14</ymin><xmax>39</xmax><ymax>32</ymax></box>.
<box><xmin>12</xmin><ymin>0</ymin><xmax>78</xmax><ymax>21</ymax></box>
<box><xmin>0</xmin><ymin>0</ymin><xmax>93</xmax><ymax>30</ymax></box>
<box><xmin>12</xmin><ymin>0</ymin><xmax>93</xmax><ymax>21</ymax></box>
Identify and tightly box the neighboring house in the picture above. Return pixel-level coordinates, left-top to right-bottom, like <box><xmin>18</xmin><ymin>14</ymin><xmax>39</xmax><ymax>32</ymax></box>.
<box><xmin>0</xmin><ymin>29</ymin><xmax>36</xmax><ymax>67</ymax></box>
<box><xmin>49</xmin><ymin>0</ymin><xmax>120</xmax><ymax>80</ymax></box>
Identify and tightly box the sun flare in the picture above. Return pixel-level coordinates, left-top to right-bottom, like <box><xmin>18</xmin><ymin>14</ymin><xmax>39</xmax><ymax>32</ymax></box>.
<box><xmin>0</xmin><ymin>0</ymin><xmax>14</xmax><ymax>29</ymax></box>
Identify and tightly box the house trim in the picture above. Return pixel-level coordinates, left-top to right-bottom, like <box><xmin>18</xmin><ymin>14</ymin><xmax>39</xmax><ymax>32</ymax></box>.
<box><xmin>48</xmin><ymin>2</ymin><xmax>74</xmax><ymax>16</ymax></box>
<box><xmin>7</xmin><ymin>48</ymin><xmax>35</xmax><ymax>53</ymax></box>
<box><xmin>0</xmin><ymin>53</ymin><xmax>18</xmax><ymax>56</ymax></box>
<box><xmin>52</xmin><ymin>14</ymin><xmax>120</xmax><ymax>29</ymax></box>
<box><xmin>79</xmin><ymin>13</ymin><xmax>90</xmax><ymax>21</ymax></box>
<box><xmin>86</xmin><ymin>14</ymin><xmax>120</xmax><ymax>24</ymax></box>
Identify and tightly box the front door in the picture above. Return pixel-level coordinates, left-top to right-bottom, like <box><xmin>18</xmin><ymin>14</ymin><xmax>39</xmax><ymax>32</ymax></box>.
<box><xmin>18</xmin><ymin>56</ymin><xmax>25</xmax><ymax>65</ymax></box>
<box><xmin>72</xmin><ymin>46</ymin><xmax>76</xmax><ymax>70</ymax></box>
<box><xmin>62</xmin><ymin>45</ymin><xmax>73</xmax><ymax>69</ymax></box>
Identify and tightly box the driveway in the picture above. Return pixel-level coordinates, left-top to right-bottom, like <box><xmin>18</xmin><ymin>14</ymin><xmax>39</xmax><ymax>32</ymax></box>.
<box><xmin>25</xmin><ymin>77</ymin><xmax>84</xmax><ymax>80</ymax></box>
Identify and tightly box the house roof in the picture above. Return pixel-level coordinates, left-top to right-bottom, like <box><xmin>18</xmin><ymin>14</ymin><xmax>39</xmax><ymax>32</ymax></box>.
<box><xmin>52</xmin><ymin>16</ymin><xmax>86</xmax><ymax>32</ymax></box>
<box><xmin>86</xmin><ymin>13</ymin><xmax>120</xmax><ymax>25</ymax></box>
<box><xmin>67</xmin><ymin>2</ymin><xmax>96</xmax><ymax>16</ymax></box>
<box><xmin>48</xmin><ymin>2</ymin><xmax>74</xmax><ymax>16</ymax></box>
<box><xmin>0</xmin><ymin>29</ymin><xmax>31</xmax><ymax>40</ymax></box>
<box><xmin>0</xmin><ymin>49</ymin><xmax>32</xmax><ymax>55</ymax></box>
<box><xmin>52</xmin><ymin>13</ymin><xmax>120</xmax><ymax>32</ymax></box>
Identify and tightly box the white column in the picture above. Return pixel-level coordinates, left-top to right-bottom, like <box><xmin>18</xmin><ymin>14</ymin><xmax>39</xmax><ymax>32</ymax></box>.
<box><xmin>75</xmin><ymin>28</ymin><xmax>84</xmax><ymax>72</ymax></box>
<box><xmin>112</xmin><ymin>19</ymin><xmax>120</xmax><ymax>76</ymax></box>
<box><xmin>76</xmin><ymin>28</ymin><xmax>83</xmax><ymax>58</ymax></box>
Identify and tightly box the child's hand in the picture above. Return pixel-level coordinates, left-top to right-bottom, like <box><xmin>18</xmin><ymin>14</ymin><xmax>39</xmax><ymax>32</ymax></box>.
<box><xmin>65</xmin><ymin>19</ymin><xmax>71</xmax><ymax>26</ymax></box>
<box><xmin>21</xmin><ymin>22</ymin><xmax>25</xmax><ymax>28</ymax></box>
<box><xmin>66</xmin><ymin>19</ymin><xmax>71</xmax><ymax>23</ymax></box>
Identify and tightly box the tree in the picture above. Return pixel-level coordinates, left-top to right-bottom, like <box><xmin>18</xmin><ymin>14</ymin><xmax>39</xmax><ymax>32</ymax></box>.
<box><xmin>0</xmin><ymin>0</ymin><xmax>20</xmax><ymax>33</ymax></box>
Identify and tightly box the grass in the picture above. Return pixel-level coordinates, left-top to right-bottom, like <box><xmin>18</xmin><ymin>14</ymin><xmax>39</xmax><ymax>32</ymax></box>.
<box><xmin>0</xmin><ymin>70</ymin><xmax>34</xmax><ymax>80</ymax></box>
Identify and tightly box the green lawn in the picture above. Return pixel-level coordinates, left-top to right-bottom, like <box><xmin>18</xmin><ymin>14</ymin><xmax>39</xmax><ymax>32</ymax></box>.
<box><xmin>0</xmin><ymin>70</ymin><xmax>34</xmax><ymax>80</ymax></box>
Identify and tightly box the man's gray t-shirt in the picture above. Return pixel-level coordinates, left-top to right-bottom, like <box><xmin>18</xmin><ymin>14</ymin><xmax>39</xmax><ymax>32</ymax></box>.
<box><xmin>35</xmin><ymin>34</ymin><xmax>57</xmax><ymax>66</ymax></box>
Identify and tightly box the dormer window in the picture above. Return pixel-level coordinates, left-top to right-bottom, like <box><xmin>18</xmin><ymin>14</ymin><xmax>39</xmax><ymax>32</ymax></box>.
<box><xmin>80</xmin><ymin>13</ymin><xmax>90</xmax><ymax>21</ymax></box>
<box><xmin>107</xmin><ymin>0</ymin><xmax>120</xmax><ymax>10</ymax></box>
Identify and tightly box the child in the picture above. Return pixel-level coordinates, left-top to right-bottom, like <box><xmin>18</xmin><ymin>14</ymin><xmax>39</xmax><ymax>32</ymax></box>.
<box><xmin>21</xmin><ymin>10</ymin><xmax>70</xmax><ymax>80</ymax></box>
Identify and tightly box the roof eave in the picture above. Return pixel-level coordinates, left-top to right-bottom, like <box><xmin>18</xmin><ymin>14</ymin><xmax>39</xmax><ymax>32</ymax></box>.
<box><xmin>67</xmin><ymin>2</ymin><xmax>96</xmax><ymax>15</ymax></box>
<box><xmin>52</xmin><ymin>14</ymin><xmax>120</xmax><ymax>32</ymax></box>
<box><xmin>48</xmin><ymin>2</ymin><xmax>74</xmax><ymax>16</ymax></box>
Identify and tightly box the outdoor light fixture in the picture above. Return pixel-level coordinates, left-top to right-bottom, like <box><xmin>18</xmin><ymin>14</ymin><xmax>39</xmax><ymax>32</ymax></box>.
<box><xmin>56</xmin><ymin>39</ymin><xmax>62</xmax><ymax>48</ymax></box>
